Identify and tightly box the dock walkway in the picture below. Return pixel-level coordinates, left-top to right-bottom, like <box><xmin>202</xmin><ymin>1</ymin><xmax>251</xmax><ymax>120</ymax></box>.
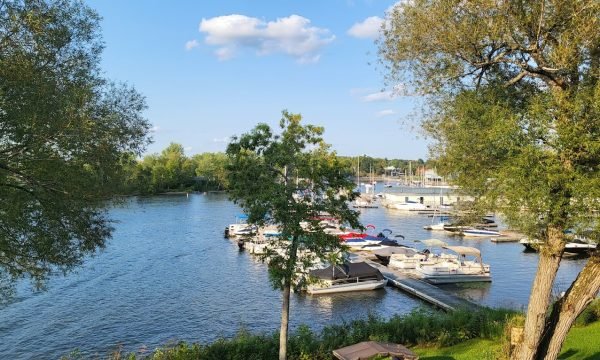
<box><xmin>356</xmin><ymin>255</ymin><xmax>480</xmax><ymax>312</ymax></box>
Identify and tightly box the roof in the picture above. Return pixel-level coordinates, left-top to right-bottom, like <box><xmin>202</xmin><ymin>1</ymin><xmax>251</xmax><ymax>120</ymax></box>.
<box><xmin>444</xmin><ymin>245</ymin><xmax>481</xmax><ymax>256</ymax></box>
<box><xmin>333</xmin><ymin>341</ymin><xmax>418</xmax><ymax>360</ymax></box>
<box><xmin>373</xmin><ymin>247</ymin><xmax>418</xmax><ymax>257</ymax></box>
<box><xmin>310</xmin><ymin>262</ymin><xmax>384</xmax><ymax>281</ymax></box>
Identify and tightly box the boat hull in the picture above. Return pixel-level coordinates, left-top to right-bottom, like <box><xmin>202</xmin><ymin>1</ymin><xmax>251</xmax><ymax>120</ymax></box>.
<box><xmin>460</xmin><ymin>229</ymin><xmax>501</xmax><ymax>237</ymax></box>
<box><xmin>421</xmin><ymin>274</ymin><xmax>492</xmax><ymax>284</ymax></box>
<box><xmin>307</xmin><ymin>279</ymin><xmax>388</xmax><ymax>295</ymax></box>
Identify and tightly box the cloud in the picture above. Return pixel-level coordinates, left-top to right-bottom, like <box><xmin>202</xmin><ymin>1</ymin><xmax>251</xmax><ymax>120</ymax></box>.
<box><xmin>185</xmin><ymin>39</ymin><xmax>199</xmax><ymax>50</ymax></box>
<box><xmin>150</xmin><ymin>125</ymin><xmax>160</xmax><ymax>133</ymax></box>
<box><xmin>356</xmin><ymin>84</ymin><xmax>408</xmax><ymax>102</ymax></box>
<box><xmin>348</xmin><ymin>16</ymin><xmax>383</xmax><ymax>39</ymax></box>
<box><xmin>362</xmin><ymin>90</ymin><xmax>397</xmax><ymax>102</ymax></box>
<box><xmin>376</xmin><ymin>109</ymin><xmax>396</xmax><ymax>117</ymax></box>
<box><xmin>213</xmin><ymin>137</ymin><xmax>230</xmax><ymax>143</ymax></box>
<box><xmin>198</xmin><ymin>14</ymin><xmax>335</xmax><ymax>63</ymax></box>
<box><xmin>184</xmin><ymin>146</ymin><xmax>193</xmax><ymax>152</ymax></box>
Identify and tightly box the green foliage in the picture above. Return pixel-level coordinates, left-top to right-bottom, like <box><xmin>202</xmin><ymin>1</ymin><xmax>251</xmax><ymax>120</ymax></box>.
<box><xmin>226</xmin><ymin>111</ymin><xmax>361</xmax><ymax>289</ymax></box>
<box><xmin>380</xmin><ymin>2</ymin><xmax>600</xmax><ymax>356</ymax></box>
<box><xmin>121</xmin><ymin>142</ymin><xmax>426</xmax><ymax>195</ymax></box>
<box><xmin>574</xmin><ymin>298</ymin><xmax>600</xmax><ymax>327</ymax></box>
<box><xmin>122</xmin><ymin>146</ymin><xmax>228</xmax><ymax>194</ymax></box>
<box><xmin>88</xmin><ymin>307</ymin><xmax>516</xmax><ymax>360</ymax></box>
<box><xmin>0</xmin><ymin>0</ymin><xmax>150</xmax><ymax>296</ymax></box>
<box><xmin>380</xmin><ymin>0</ymin><xmax>600</xmax><ymax>240</ymax></box>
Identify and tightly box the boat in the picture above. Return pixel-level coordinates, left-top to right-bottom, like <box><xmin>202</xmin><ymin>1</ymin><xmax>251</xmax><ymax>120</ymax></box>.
<box><xmin>343</xmin><ymin>236</ymin><xmax>384</xmax><ymax>249</ymax></box>
<box><xmin>459</xmin><ymin>228</ymin><xmax>501</xmax><ymax>237</ymax></box>
<box><xmin>384</xmin><ymin>247</ymin><xmax>427</xmax><ymax>269</ymax></box>
<box><xmin>415</xmin><ymin>245</ymin><xmax>491</xmax><ymax>284</ymax></box>
<box><xmin>373</xmin><ymin>238</ymin><xmax>446</xmax><ymax>266</ymax></box>
<box><xmin>355</xmin><ymin>239</ymin><xmax>407</xmax><ymax>252</ymax></box>
<box><xmin>423</xmin><ymin>221</ymin><xmax>448</xmax><ymax>231</ymax></box>
<box><xmin>224</xmin><ymin>214</ymin><xmax>257</xmax><ymax>238</ymax></box>
<box><xmin>423</xmin><ymin>187</ymin><xmax>451</xmax><ymax>230</ymax></box>
<box><xmin>306</xmin><ymin>262</ymin><xmax>388</xmax><ymax>295</ymax></box>
<box><xmin>519</xmin><ymin>237</ymin><xmax>597</xmax><ymax>255</ymax></box>
<box><xmin>353</xmin><ymin>194</ymin><xmax>378</xmax><ymax>208</ymax></box>
<box><xmin>443</xmin><ymin>225</ymin><xmax>501</xmax><ymax>237</ymax></box>
<box><xmin>385</xmin><ymin>200</ymin><xmax>429</xmax><ymax>211</ymax></box>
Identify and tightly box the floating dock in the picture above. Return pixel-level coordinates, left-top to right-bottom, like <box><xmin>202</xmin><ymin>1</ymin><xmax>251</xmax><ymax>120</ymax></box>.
<box><xmin>355</xmin><ymin>254</ymin><xmax>481</xmax><ymax>312</ymax></box>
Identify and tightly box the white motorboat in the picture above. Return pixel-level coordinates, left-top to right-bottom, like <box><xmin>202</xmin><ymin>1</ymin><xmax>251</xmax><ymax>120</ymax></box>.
<box><xmin>520</xmin><ymin>237</ymin><xmax>597</xmax><ymax>255</ymax></box>
<box><xmin>224</xmin><ymin>214</ymin><xmax>257</xmax><ymax>238</ymax></box>
<box><xmin>373</xmin><ymin>239</ymin><xmax>448</xmax><ymax>268</ymax></box>
<box><xmin>385</xmin><ymin>201</ymin><xmax>428</xmax><ymax>211</ymax></box>
<box><xmin>423</xmin><ymin>221</ymin><xmax>448</xmax><ymax>231</ymax></box>
<box><xmin>416</xmin><ymin>245</ymin><xmax>491</xmax><ymax>284</ymax></box>
<box><xmin>343</xmin><ymin>237</ymin><xmax>384</xmax><ymax>250</ymax></box>
<box><xmin>306</xmin><ymin>262</ymin><xmax>388</xmax><ymax>295</ymax></box>
<box><xmin>459</xmin><ymin>228</ymin><xmax>501</xmax><ymax>237</ymax></box>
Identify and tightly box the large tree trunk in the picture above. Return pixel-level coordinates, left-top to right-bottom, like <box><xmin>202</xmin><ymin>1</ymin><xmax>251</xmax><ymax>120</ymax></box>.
<box><xmin>279</xmin><ymin>280</ymin><xmax>292</xmax><ymax>360</ymax></box>
<box><xmin>536</xmin><ymin>252</ymin><xmax>600</xmax><ymax>360</ymax></box>
<box><xmin>514</xmin><ymin>227</ymin><xmax>565</xmax><ymax>360</ymax></box>
<box><xmin>279</xmin><ymin>236</ymin><xmax>299</xmax><ymax>360</ymax></box>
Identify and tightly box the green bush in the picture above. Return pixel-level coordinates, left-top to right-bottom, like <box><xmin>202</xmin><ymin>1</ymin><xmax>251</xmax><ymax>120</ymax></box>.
<box><xmin>574</xmin><ymin>298</ymin><xmax>600</xmax><ymax>326</ymax></box>
<box><xmin>65</xmin><ymin>307</ymin><xmax>516</xmax><ymax>360</ymax></box>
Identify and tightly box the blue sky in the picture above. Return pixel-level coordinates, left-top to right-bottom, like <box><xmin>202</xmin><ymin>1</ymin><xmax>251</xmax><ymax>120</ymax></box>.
<box><xmin>87</xmin><ymin>0</ymin><xmax>429</xmax><ymax>159</ymax></box>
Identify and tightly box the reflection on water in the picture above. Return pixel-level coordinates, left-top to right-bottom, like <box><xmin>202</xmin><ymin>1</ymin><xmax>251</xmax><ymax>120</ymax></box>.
<box><xmin>0</xmin><ymin>194</ymin><xmax>421</xmax><ymax>359</ymax></box>
<box><xmin>0</xmin><ymin>193</ymin><xmax>586</xmax><ymax>359</ymax></box>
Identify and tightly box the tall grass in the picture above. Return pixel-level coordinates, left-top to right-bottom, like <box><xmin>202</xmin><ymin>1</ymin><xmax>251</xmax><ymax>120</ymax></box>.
<box><xmin>60</xmin><ymin>307</ymin><xmax>516</xmax><ymax>360</ymax></box>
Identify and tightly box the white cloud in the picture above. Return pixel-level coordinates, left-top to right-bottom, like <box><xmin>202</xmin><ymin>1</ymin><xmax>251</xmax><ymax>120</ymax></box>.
<box><xmin>357</xmin><ymin>84</ymin><xmax>408</xmax><ymax>102</ymax></box>
<box><xmin>150</xmin><ymin>125</ymin><xmax>160</xmax><ymax>132</ymax></box>
<box><xmin>184</xmin><ymin>146</ymin><xmax>193</xmax><ymax>152</ymax></box>
<box><xmin>362</xmin><ymin>90</ymin><xmax>397</xmax><ymax>102</ymax></box>
<box><xmin>348</xmin><ymin>16</ymin><xmax>383</xmax><ymax>39</ymax></box>
<box><xmin>198</xmin><ymin>14</ymin><xmax>335</xmax><ymax>63</ymax></box>
<box><xmin>213</xmin><ymin>137</ymin><xmax>230</xmax><ymax>143</ymax></box>
<box><xmin>185</xmin><ymin>39</ymin><xmax>199</xmax><ymax>50</ymax></box>
<box><xmin>376</xmin><ymin>109</ymin><xmax>396</xmax><ymax>117</ymax></box>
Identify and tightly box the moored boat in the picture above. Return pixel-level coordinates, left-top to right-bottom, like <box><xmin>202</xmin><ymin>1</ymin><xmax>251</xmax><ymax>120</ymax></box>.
<box><xmin>460</xmin><ymin>228</ymin><xmax>501</xmax><ymax>237</ymax></box>
<box><xmin>306</xmin><ymin>262</ymin><xmax>388</xmax><ymax>295</ymax></box>
<box><xmin>415</xmin><ymin>245</ymin><xmax>491</xmax><ymax>284</ymax></box>
<box><xmin>519</xmin><ymin>237</ymin><xmax>597</xmax><ymax>255</ymax></box>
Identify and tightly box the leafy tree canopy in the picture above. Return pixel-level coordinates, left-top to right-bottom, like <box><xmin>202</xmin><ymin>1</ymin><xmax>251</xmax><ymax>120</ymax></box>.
<box><xmin>0</xmin><ymin>0</ymin><xmax>150</xmax><ymax>296</ymax></box>
<box><xmin>380</xmin><ymin>1</ymin><xmax>600</xmax><ymax>359</ymax></box>
<box><xmin>226</xmin><ymin>111</ymin><xmax>361</xmax><ymax>359</ymax></box>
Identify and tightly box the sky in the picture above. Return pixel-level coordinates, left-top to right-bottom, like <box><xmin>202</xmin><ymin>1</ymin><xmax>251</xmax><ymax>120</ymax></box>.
<box><xmin>86</xmin><ymin>0</ymin><xmax>429</xmax><ymax>160</ymax></box>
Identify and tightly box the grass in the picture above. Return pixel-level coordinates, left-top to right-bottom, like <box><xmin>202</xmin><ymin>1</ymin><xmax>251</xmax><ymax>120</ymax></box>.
<box><xmin>60</xmin><ymin>304</ymin><xmax>600</xmax><ymax>359</ymax></box>
<box><xmin>413</xmin><ymin>321</ymin><xmax>600</xmax><ymax>360</ymax></box>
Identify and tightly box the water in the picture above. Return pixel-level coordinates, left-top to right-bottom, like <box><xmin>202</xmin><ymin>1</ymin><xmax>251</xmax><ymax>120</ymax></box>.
<box><xmin>0</xmin><ymin>194</ymin><xmax>585</xmax><ymax>359</ymax></box>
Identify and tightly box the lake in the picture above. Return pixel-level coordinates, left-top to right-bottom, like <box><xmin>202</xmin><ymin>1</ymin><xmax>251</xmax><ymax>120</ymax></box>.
<box><xmin>0</xmin><ymin>193</ymin><xmax>586</xmax><ymax>359</ymax></box>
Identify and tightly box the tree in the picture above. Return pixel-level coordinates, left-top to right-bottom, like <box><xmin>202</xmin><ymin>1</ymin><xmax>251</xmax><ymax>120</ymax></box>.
<box><xmin>379</xmin><ymin>1</ymin><xmax>600</xmax><ymax>359</ymax></box>
<box><xmin>0</xmin><ymin>0</ymin><xmax>150</xmax><ymax>296</ymax></box>
<box><xmin>226</xmin><ymin>111</ymin><xmax>360</xmax><ymax>360</ymax></box>
<box><xmin>193</xmin><ymin>152</ymin><xmax>229</xmax><ymax>190</ymax></box>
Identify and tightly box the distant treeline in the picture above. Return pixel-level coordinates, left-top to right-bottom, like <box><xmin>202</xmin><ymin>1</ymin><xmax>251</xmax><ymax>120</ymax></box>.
<box><xmin>121</xmin><ymin>143</ymin><xmax>431</xmax><ymax>195</ymax></box>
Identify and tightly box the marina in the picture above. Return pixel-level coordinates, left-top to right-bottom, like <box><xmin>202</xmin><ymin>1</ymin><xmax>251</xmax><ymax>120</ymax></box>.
<box><xmin>0</xmin><ymin>193</ymin><xmax>590</xmax><ymax>358</ymax></box>
<box><xmin>355</xmin><ymin>254</ymin><xmax>480</xmax><ymax>311</ymax></box>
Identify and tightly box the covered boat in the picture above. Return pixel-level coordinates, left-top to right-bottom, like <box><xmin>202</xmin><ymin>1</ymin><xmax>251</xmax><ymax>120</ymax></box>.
<box><xmin>307</xmin><ymin>262</ymin><xmax>387</xmax><ymax>294</ymax></box>
<box><xmin>416</xmin><ymin>245</ymin><xmax>491</xmax><ymax>284</ymax></box>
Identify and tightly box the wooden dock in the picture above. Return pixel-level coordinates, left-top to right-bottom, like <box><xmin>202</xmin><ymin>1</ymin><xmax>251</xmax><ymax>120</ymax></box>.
<box><xmin>355</xmin><ymin>254</ymin><xmax>480</xmax><ymax>312</ymax></box>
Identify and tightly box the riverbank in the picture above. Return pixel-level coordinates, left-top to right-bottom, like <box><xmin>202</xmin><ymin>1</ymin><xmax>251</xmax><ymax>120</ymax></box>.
<box><xmin>60</xmin><ymin>304</ymin><xmax>599</xmax><ymax>360</ymax></box>
<box><xmin>414</xmin><ymin>320</ymin><xmax>600</xmax><ymax>360</ymax></box>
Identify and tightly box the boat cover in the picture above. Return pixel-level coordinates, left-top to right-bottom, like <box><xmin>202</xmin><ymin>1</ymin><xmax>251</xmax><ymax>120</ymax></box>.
<box><xmin>421</xmin><ymin>239</ymin><xmax>447</xmax><ymax>248</ymax></box>
<box><xmin>443</xmin><ymin>245</ymin><xmax>481</xmax><ymax>256</ymax></box>
<box><xmin>310</xmin><ymin>262</ymin><xmax>384</xmax><ymax>281</ymax></box>
<box><xmin>332</xmin><ymin>341</ymin><xmax>418</xmax><ymax>360</ymax></box>
<box><xmin>373</xmin><ymin>247</ymin><xmax>417</xmax><ymax>257</ymax></box>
